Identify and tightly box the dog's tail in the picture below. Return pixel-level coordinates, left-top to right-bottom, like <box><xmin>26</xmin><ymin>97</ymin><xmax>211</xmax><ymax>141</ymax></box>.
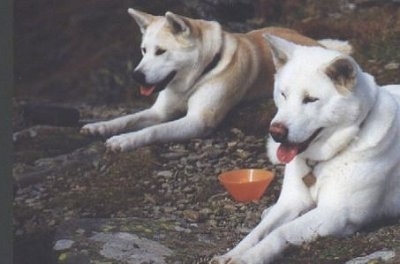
<box><xmin>318</xmin><ymin>39</ymin><xmax>353</xmax><ymax>55</ymax></box>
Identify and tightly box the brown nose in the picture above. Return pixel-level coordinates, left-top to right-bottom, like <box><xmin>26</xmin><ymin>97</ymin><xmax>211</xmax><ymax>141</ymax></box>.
<box><xmin>269</xmin><ymin>122</ymin><xmax>288</xmax><ymax>143</ymax></box>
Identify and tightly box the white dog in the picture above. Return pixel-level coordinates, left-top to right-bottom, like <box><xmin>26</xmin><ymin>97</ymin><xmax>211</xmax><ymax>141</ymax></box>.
<box><xmin>81</xmin><ymin>9</ymin><xmax>351</xmax><ymax>152</ymax></box>
<box><xmin>211</xmin><ymin>35</ymin><xmax>400</xmax><ymax>264</ymax></box>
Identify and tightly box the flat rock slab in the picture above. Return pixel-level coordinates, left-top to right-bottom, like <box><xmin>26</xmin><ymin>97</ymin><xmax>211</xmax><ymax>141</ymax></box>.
<box><xmin>90</xmin><ymin>232</ymin><xmax>172</xmax><ymax>264</ymax></box>
<box><xmin>53</xmin><ymin>218</ymin><xmax>220</xmax><ymax>264</ymax></box>
<box><xmin>345</xmin><ymin>250</ymin><xmax>396</xmax><ymax>264</ymax></box>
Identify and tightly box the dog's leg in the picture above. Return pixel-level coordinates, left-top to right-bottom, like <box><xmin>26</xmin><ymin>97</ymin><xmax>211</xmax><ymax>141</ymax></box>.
<box><xmin>81</xmin><ymin>91</ymin><xmax>182</xmax><ymax>137</ymax></box>
<box><xmin>80</xmin><ymin>108</ymin><xmax>165</xmax><ymax>136</ymax></box>
<box><xmin>210</xmin><ymin>204</ymin><xmax>303</xmax><ymax>264</ymax></box>
<box><xmin>105</xmin><ymin>109</ymin><xmax>216</xmax><ymax>151</ymax></box>
<box><xmin>211</xmin><ymin>159</ymin><xmax>315</xmax><ymax>264</ymax></box>
<box><xmin>105</xmin><ymin>85</ymin><xmax>244</xmax><ymax>151</ymax></box>
<box><xmin>228</xmin><ymin>206</ymin><xmax>359</xmax><ymax>264</ymax></box>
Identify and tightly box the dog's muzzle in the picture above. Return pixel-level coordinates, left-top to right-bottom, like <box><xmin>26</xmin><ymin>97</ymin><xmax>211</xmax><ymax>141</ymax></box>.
<box><xmin>132</xmin><ymin>70</ymin><xmax>177</xmax><ymax>96</ymax></box>
<box><xmin>269</xmin><ymin>122</ymin><xmax>288</xmax><ymax>143</ymax></box>
<box><xmin>132</xmin><ymin>70</ymin><xmax>146</xmax><ymax>84</ymax></box>
<box><xmin>269</xmin><ymin>122</ymin><xmax>323</xmax><ymax>163</ymax></box>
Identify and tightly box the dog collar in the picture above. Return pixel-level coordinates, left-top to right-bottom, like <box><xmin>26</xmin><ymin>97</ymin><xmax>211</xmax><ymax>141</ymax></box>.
<box><xmin>200</xmin><ymin>52</ymin><xmax>222</xmax><ymax>78</ymax></box>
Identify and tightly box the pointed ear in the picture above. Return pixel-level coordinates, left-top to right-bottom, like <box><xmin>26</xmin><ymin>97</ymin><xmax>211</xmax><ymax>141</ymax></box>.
<box><xmin>128</xmin><ymin>8</ymin><xmax>154</xmax><ymax>33</ymax></box>
<box><xmin>325</xmin><ymin>57</ymin><xmax>357</xmax><ymax>94</ymax></box>
<box><xmin>165</xmin><ymin>12</ymin><xmax>190</xmax><ymax>35</ymax></box>
<box><xmin>263</xmin><ymin>34</ymin><xmax>296</xmax><ymax>69</ymax></box>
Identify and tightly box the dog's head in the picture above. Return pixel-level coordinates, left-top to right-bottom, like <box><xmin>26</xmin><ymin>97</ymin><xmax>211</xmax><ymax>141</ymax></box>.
<box><xmin>264</xmin><ymin>34</ymin><xmax>366</xmax><ymax>164</ymax></box>
<box><xmin>128</xmin><ymin>9</ymin><xmax>204</xmax><ymax>96</ymax></box>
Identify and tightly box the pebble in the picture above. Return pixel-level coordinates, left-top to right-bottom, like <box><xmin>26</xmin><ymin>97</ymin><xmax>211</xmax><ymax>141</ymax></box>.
<box><xmin>174</xmin><ymin>226</ymin><xmax>192</xmax><ymax>233</ymax></box>
<box><xmin>384</xmin><ymin>62</ymin><xmax>399</xmax><ymax>70</ymax></box>
<box><xmin>53</xmin><ymin>239</ymin><xmax>75</xmax><ymax>251</ymax></box>
<box><xmin>157</xmin><ymin>170</ymin><xmax>173</xmax><ymax>178</ymax></box>
<box><xmin>161</xmin><ymin>152</ymin><xmax>187</xmax><ymax>160</ymax></box>
<box><xmin>183</xmin><ymin>210</ymin><xmax>201</xmax><ymax>222</ymax></box>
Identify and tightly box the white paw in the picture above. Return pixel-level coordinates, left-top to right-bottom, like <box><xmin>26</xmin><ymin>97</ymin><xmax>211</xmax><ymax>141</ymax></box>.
<box><xmin>105</xmin><ymin>135</ymin><xmax>132</xmax><ymax>152</ymax></box>
<box><xmin>105</xmin><ymin>132</ymin><xmax>148</xmax><ymax>152</ymax></box>
<box><xmin>81</xmin><ymin>122</ymin><xmax>115</xmax><ymax>137</ymax></box>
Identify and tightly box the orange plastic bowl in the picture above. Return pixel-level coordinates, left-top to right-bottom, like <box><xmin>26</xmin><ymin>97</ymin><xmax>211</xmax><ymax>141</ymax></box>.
<box><xmin>218</xmin><ymin>169</ymin><xmax>274</xmax><ymax>202</ymax></box>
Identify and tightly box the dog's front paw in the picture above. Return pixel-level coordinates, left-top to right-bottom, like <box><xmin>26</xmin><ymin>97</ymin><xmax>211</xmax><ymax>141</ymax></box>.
<box><xmin>81</xmin><ymin>122</ymin><xmax>115</xmax><ymax>137</ymax></box>
<box><xmin>106</xmin><ymin>135</ymin><xmax>131</xmax><ymax>152</ymax></box>
<box><xmin>105</xmin><ymin>133</ymin><xmax>146</xmax><ymax>152</ymax></box>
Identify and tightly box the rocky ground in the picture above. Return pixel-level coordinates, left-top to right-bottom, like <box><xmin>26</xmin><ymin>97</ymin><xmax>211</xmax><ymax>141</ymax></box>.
<box><xmin>13</xmin><ymin>0</ymin><xmax>400</xmax><ymax>263</ymax></box>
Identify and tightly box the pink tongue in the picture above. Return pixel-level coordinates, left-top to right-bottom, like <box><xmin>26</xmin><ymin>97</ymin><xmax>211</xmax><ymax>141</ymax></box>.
<box><xmin>277</xmin><ymin>144</ymin><xmax>300</xmax><ymax>164</ymax></box>
<box><xmin>140</xmin><ymin>86</ymin><xmax>156</xmax><ymax>96</ymax></box>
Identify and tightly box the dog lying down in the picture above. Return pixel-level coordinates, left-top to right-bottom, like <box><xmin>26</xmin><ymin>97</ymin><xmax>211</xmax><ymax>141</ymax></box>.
<box><xmin>81</xmin><ymin>9</ymin><xmax>352</xmax><ymax>152</ymax></box>
<box><xmin>210</xmin><ymin>35</ymin><xmax>400</xmax><ymax>264</ymax></box>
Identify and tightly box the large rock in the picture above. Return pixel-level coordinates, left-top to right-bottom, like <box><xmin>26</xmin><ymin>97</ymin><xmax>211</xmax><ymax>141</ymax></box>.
<box><xmin>90</xmin><ymin>232</ymin><xmax>172</xmax><ymax>264</ymax></box>
<box><xmin>345</xmin><ymin>250</ymin><xmax>397</xmax><ymax>264</ymax></box>
<box><xmin>53</xmin><ymin>217</ymin><xmax>220</xmax><ymax>264</ymax></box>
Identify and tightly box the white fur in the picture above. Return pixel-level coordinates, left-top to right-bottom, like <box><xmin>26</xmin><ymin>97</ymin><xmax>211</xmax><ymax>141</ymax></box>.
<box><xmin>211</xmin><ymin>36</ymin><xmax>400</xmax><ymax>264</ymax></box>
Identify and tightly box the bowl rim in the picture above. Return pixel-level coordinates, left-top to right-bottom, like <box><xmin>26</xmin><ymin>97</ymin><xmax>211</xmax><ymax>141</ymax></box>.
<box><xmin>218</xmin><ymin>168</ymin><xmax>274</xmax><ymax>184</ymax></box>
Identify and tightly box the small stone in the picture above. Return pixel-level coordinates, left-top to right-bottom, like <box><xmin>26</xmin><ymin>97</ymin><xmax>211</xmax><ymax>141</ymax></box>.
<box><xmin>162</xmin><ymin>206</ymin><xmax>176</xmax><ymax>214</ymax></box>
<box><xmin>161</xmin><ymin>152</ymin><xmax>187</xmax><ymax>160</ymax></box>
<box><xmin>207</xmin><ymin>219</ymin><xmax>218</xmax><ymax>228</ymax></box>
<box><xmin>76</xmin><ymin>228</ymin><xmax>85</xmax><ymax>235</ymax></box>
<box><xmin>230</xmin><ymin>128</ymin><xmax>244</xmax><ymax>138</ymax></box>
<box><xmin>174</xmin><ymin>225</ymin><xmax>191</xmax><ymax>233</ymax></box>
<box><xmin>58</xmin><ymin>252</ymin><xmax>68</xmax><ymax>261</ymax></box>
<box><xmin>207</xmin><ymin>149</ymin><xmax>225</xmax><ymax>159</ymax></box>
<box><xmin>384</xmin><ymin>62</ymin><xmax>399</xmax><ymax>70</ymax></box>
<box><xmin>227</xmin><ymin>141</ymin><xmax>238</xmax><ymax>148</ymax></box>
<box><xmin>223</xmin><ymin>204</ymin><xmax>237</xmax><ymax>213</ymax></box>
<box><xmin>199</xmin><ymin>208</ymin><xmax>212</xmax><ymax>219</ymax></box>
<box><xmin>183</xmin><ymin>209</ymin><xmax>200</xmax><ymax>222</ymax></box>
<box><xmin>236</xmin><ymin>149</ymin><xmax>251</xmax><ymax>159</ymax></box>
<box><xmin>157</xmin><ymin>170</ymin><xmax>173</xmax><ymax>178</ymax></box>
<box><xmin>15</xmin><ymin>229</ymin><xmax>24</xmax><ymax>236</ymax></box>
<box><xmin>182</xmin><ymin>186</ymin><xmax>195</xmax><ymax>194</ymax></box>
<box><xmin>53</xmin><ymin>239</ymin><xmax>75</xmax><ymax>251</ymax></box>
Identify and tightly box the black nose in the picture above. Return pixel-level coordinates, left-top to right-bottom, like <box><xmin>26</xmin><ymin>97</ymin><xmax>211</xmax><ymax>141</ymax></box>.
<box><xmin>269</xmin><ymin>122</ymin><xmax>288</xmax><ymax>143</ymax></box>
<box><xmin>132</xmin><ymin>70</ymin><xmax>146</xmax><ymax>85</ymax></box>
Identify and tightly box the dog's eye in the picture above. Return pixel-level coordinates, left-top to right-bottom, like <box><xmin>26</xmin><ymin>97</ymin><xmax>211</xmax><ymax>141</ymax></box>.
<box><xmin>155</xmin><ymin>48</ymin><xmax>166</xmax><ymax>56</ymax></box>
<box><xmin>303</xmin><ymin>96</ymin><xmax>319</xmax><ymax>104</ymax></box>
<box><xmin>141</xmin><ymin>47</ymin><xmax>147</xmax><ymax>54</ymax></box>
<box><xmin>280</xmin><ymin>92</ymin><xmax>287</xmax><ymax>99</ymax></box>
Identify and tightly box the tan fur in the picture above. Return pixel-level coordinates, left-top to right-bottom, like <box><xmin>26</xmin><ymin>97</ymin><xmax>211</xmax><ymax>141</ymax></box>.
<box><xmin>236</xmin><ymin>27</ymin><xmax>322</xmax><ymax>100</ymax></box>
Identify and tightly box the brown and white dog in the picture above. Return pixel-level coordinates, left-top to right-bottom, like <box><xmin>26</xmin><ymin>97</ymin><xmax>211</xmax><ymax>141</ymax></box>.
<box><xmin>81</xmin><ymin>9</ymin><xmax>351</xmax><ymax>151</ymax></box>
